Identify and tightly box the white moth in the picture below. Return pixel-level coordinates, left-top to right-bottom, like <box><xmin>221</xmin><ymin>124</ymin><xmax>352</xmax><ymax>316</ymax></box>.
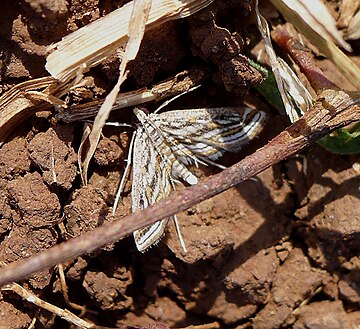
<box><xmin>114</xmin><ymin>107</ymin><xmax>266</xmax><ymax>252</ymax></box>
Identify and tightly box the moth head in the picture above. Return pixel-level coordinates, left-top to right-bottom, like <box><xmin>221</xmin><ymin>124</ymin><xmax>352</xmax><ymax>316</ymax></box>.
<box><xmin>134</xmin><ymin>107</ymin><xmax>149</xmax><ymax>115</ymax></box>
<box><xmin>132</xmin><ymin>107</ymin><xmax>149</xmax><ymax>125</ymax></box>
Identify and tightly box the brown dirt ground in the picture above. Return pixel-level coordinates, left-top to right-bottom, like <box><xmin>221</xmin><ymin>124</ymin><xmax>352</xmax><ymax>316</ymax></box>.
<box><xmin>0</xmin><ymin>0</ymin><xmax>359</xmax><ymax>328</ymax></box>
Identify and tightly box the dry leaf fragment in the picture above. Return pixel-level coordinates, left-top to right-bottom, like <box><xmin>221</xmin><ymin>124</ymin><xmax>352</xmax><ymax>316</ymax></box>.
<box><xmin>0</xmin><ymin>77</ymin><xmax>64</xmax><ymax>145</ymax></box>
<box><xmin>255</xmin><ymin>1</ymin><xmax>313</xmax><ymax>122</ymax></box>
<box><xmin>338</xmin><ymin>0</ymin><xmax>360</xmax><ymax>29</ymax></box>
<box><xmin>57</xmin><ymin>69</ymin><xmax>207</xmax><ymax>123</ymax></box>
<box><xmin>80</xmin><ymin>0</ymin><xmax>152</xmax><ymax>184</ymax></box>
<box><xmin>78</xmin><ymin>123</ymin><xmax>92</xmax><ymax>186</ymax></box>
<box><xmin>344</xmin><ymin>10</ymin><xmax>360</xmax><ymax>40</ymax></box>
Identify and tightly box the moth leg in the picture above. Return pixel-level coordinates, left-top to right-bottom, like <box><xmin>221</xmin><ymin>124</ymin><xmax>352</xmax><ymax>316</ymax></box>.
<box><xmin>195</xmin><ymin>155</ymin><xmax>227</xmax><ymax>170</ymax></box>
<box><xmin>173</xmin><ymin>214</ymin><xmax>187</xmax><ymax>253</ymax></box>
<box><xmin>169</xmin><ymin>176</ymin><xmax>190</xmax><ymax>253</ymax></box>
<box><xmin>113</xmin><ymin>131</ymin><xmax>137</xmax><ymax>215</ymax></box>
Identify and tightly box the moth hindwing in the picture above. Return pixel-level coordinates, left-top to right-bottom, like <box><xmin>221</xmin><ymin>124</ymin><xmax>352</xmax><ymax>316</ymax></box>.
<box><xmin>120</xmin><ymin>107</ymin><xmax>266</xmax><ymax>252</ymax></box>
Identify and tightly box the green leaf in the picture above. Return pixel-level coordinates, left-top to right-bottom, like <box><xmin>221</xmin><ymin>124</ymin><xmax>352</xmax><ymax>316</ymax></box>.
<box><xmin>318</xmin><ymin>123</ymin><xmax>360</xmax><ymax>154</ymax></box>
<box><xmin>249</xmin><ymin>60</ymin><xmax>286</xmax><ymax>113</ymax></box>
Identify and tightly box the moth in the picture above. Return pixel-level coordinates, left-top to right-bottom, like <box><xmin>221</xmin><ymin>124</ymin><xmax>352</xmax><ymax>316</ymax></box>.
<box><xmin>113</xmin><ymin>107</ymin><xmax>266</xmax><ymax>252</ymax></box>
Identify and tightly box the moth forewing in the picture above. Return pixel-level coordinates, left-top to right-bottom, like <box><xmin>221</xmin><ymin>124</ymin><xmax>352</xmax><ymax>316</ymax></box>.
<box><xmin>153</xmin><ymin>107</ymin><xmax>266</xmax><ymax>160</ymax></box>
<box><xmin>131</xmin><ymin>128</ymin><xmax>171</xmax><ymax>252</ymax></box>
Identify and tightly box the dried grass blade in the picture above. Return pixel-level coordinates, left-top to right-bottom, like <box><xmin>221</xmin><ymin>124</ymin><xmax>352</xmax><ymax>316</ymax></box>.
<box><xmin>78</xmin><ymin>123</ymin><xmax>92</xmax><ymax>186</ymax></box>
<box><xmin>80</xmin><ymin>0</ymin><xmax>151</xmax><ymax>184</ymax></box>
<box><xmin>58</xmin><ymin>69</ymin><xmax>206</xmax><ymax>123</ymax></box>
<box><xmin>46</xmin><ymin>0</ymin><xmax>214</xmax><ymax>81</ymax></box>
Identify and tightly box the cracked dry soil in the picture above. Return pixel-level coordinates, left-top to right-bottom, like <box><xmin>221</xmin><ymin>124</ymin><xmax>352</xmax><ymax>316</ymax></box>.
<box><xmin>0</xmin><ymin>0</ymin><xmax>359</xmax><ymax>328</ymax></box>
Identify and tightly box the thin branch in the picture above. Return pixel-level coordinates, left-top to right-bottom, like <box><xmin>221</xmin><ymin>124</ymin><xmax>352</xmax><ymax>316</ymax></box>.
<box><xmin>0</xmin><ymin>88</ymin><xmax>358</xmax><ymax>287</ymax></box>
<box><xmin>56</xmin><ymin>69</ymin><xmax>207</xmax><ymax>123</ymax></box>
<box><xmin>271</xmin><ymin>26</ymin><xmax>338</xmax><ymax>93</ymax></box>
<box><xmin>57</xmin><ymin>264</ymin><xmax>97</xmax><ymax>316</ymax></box>
<box><xmin>2</xmin><ymin>283</ymin><xmax>95</xmax><ymax>328</ymax></box>
<box><xmin>179</xmin><ymin>322</ymin><xmax>220</xmax><ymax>329</ymax></box>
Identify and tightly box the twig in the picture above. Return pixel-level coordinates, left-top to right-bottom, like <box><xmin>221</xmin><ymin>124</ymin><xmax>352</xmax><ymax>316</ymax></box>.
<box><xmin>56</xmin><ymin>69</ymin><xmax>206</xmax><ymax>123</ymax></box>
<box><xmin>2</xmin><ymin>282</ymin><xmax>95</xmax><ymax>328</ymax></box>
<box><xmin>292</xmin><ymin>286</ymin><xmax>323</xmax><ymax>315</ymax></box>
<box><xmin>270</xmin><ymin>0</ymin><xmax>360</xmax><ymax>89</ymax></box>
<box><xmin>0</xmin><ymin>86</ymin><xmax>358</xmax><ymax>286</ymax></box>
<box><xmin>271</xmin><ymin>26</ymin><xmax>338</xmax><ymax>93</ymax></box>
<box><xmin>57</xmin><ymin>264</ymin><xmax>97</xmax><ymax>316</ymax></box>
<box><xmin>27</xmin><ymin>316</ymin><xmax>37</xmax><ymax>329</ymax></box>
<box><xmin>179</xmin><ymin>322</ymin><xmax>220</xmax><ymax>329</ymax></box>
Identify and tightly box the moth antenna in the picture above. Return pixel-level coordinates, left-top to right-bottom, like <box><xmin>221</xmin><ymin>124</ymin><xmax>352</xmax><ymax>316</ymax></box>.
<box><xmin>82</xmin><ymin>120</ymin><xmax>134</xmax><ymax>128</ymax></box>
<box><xmin>104</xmin><ymin>122</ymin><xmax>134</xmax><ymax>128</ymax></box>
<box><xmin>113</xmin><ymin>130</ymin><xmax>137</xmax><ymax>215</ymax></box>
<box><xmin>154</xmin><ymin>85</ymin><xmax>201</xmax><ymax>114</ymax></box>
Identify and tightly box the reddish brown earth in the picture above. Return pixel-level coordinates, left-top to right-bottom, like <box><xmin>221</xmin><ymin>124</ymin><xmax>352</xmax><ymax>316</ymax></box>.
<box><xmin>0</xmin><ymin>0</ymin><xmax>359</xmax><ymax>328</ymax></box>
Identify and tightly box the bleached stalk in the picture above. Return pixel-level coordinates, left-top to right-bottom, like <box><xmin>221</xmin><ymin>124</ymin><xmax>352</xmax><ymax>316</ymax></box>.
<box><xmin>46</xmin><ymin>0</ymin><xmax>214</xmax><ymax>81</ymax></box>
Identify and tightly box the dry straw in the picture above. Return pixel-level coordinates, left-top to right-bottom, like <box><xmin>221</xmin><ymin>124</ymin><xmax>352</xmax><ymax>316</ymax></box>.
<box><xmin>46</xmin><ymin>0</ymin><xmax>214</xmax><ymax>82</ymax></box>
